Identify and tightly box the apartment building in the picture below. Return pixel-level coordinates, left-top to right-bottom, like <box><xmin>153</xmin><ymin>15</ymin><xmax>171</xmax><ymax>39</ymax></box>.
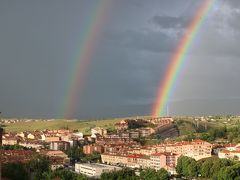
<box><xmin>137</xmin><ymin>156</ymin><xmax>151</xmax><ymax>169</ymax></box>
<box><xmin>164</xmin><ymin>140</ymin><xmax>212</xmax><ymax>160</ymax></box>
<box><xmin>2</xmin><ymin>137</ymin><xmax>18</xmax><ymax>145</ymax></box>
<box><xmin>101</xmin><ymin>152</ymin><xmax>179</xmax><ymax>174</ymax></box>
<box><xmin>50</xmin><ymin>141</ymin><xmax>70</xmax><ymax>151</ymax></box>
<box><xmin>75</xmin><ymin>163</ymin><xmax>121</xmax><ymax>178</ymax></box>
<box><xmin>101</xmin><ymin>153</ymin><xmax>128</xmax><ymax>166</ymax></box>
<box><xmin>91</xmin><ymin>127</ymin><xmax>107</xmax><ymax>137</ymax></box>
<box><xmin>83</xmin><ymin>144</ymin><xmax>104</xmax><ymax>155</ymax></box>
<box><xmin>218</xmin><ymin>144</ymin><xmax>240</xmax><ymax>160</ymax></box>
<box><xmin>150</xmin><ymin>152</ymin><xmax>180</xmax><ymax>171</ymax></box>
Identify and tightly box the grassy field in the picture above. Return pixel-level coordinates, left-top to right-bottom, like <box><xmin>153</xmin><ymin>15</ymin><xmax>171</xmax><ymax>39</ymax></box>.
<box><xmin>2</xmin><ymin>118</ymin><xmax>122</xmax><ymax>134</ymax></box>
<box><xmin>2</xmin><ymin>115</ymin><xmax>240</xmax><ymax>135</ymax></box>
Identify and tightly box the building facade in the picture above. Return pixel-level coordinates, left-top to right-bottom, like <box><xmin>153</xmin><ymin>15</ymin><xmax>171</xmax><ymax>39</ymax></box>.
<box><xmin>75</xmin><ymin>163</ymin><xmax>121</xmax><ymax>178</ymax></box>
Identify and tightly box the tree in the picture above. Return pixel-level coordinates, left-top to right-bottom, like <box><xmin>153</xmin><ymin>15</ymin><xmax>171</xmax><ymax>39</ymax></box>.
<box><xmin>82</xmin><ymin>151</ymin><xmax>101</xmax><ymax>163</ymax></box>
<box><xmin>27</xmin><ymin>155</ymin><xmax>51</xmax><ymax>180</ymax></box>
<box><xmin>187</xmin><ymin>160</ymin><xmax>198</xmax><ymax>177</ymax></box>
<box><xmin>2</xmin><ymin>163</ymin><xmax>28</xmax><ymax>180</ymax></box>
<box><xmin>157</xmin><ymin>168</ymin><xmax>169</xmax><ymax>180</ymax></box>
<box><xmin>101</xmin><ymin>168</ymin><xmax>138</xmax><ymax>180</ymax></box>
<box><xmin>65</xmin><ymin>146</ymin><xmax>85</xmax><ymax>162</ymax></box>
<box><xmin>200</xmin><ymin>158</ymin><xmax>214</xmax><ymax>178</ymax></box>
<box><xmin>51</xmin><ymin>169</ymin><xmax>87</xmax><ymax>180</ymax></box>
<box><xmin>176</xmin><ymin>156</ymin><xmax>198</xmax><ymax>178</ymax></box>
<box><xmin>140</xmin><ymin>168</ymin><xmax>157</xmax><ymax>180</ymax></box>
<box><xmin>218</xmin><ymin>163</ymin><xmax>240</xmax><ymax>180</ymax></box>
<box><xmin>140</xmin><ymin>168</ymin><xmax>169</xmax><ymax>180</ymax></box>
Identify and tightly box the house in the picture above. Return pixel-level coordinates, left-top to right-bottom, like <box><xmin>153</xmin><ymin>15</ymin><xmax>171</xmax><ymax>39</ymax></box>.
<box><xmin>91</xmin><ymin>127</ymin><xmax>107</xmax><ymax>137</ymax></box>
<box><xmin>0</xmin><ymin>150</ymin><xmax>36</xmax><ymax>164</ymax></box>
<box><xmin>2</xmin><ymin>136</ymin><xmax>18</xmax><ymax>145</ymax></box>
<box><xmin>115</xmin><ymin>120</ymin><xmax>128</xmax><ymax>131</ymax></box>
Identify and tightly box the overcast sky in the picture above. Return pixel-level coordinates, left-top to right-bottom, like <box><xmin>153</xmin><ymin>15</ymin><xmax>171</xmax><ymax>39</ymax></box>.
<box><xmin>0</xmin><ymin>0</ymin><xmax>240</xmax><ymax>119</ymax></box>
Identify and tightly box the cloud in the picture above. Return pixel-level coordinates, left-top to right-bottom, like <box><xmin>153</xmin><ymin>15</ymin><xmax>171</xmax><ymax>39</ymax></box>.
<box><xmin>151</xmin><ymin>15</ymin><xmax>188</xmax><ymax>29</ymax></box>
<box><xmin>226</xmin><ymin>0</ymin><xmax>240</xmax><ymax>9</ymax></box>
<box><xmin>104</xmin><ymin>29</ymin><xmax>177</xmax><ymax>54</ymax></box>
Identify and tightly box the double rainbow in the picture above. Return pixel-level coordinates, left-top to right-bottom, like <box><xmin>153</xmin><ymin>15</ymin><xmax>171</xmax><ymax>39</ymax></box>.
<box><xmin>152</xmin><ymin>0</ymin><xmax>216</xmax><ymax>117</ymax></box>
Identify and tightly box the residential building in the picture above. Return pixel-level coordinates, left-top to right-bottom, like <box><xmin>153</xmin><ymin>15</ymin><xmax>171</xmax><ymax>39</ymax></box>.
<box><xmin>219</xmin><ymin>149</ymin><xmax>240</xmax><ymax>160</ymax></box>
<box><xmin>83</xmin><ymin>144</ymin><xmax>104</xmax><ymax>155</ymax></box>
<box><xmin>50</xmin><ymin>141</ymin><xmax>70</xmax><ymax>151</ymax></box>
<box><xmin>139</xmin><ymin>128</ymin><xmax>155</xmax><ymax>137</ymax></box>
<box><xmin>218</xmin><ymin>144</ymin><xmax>240</xmax><ymax>160</ymax></box>
<box><xmin>115</xmin><ymin>120</ymin><xmax>128</xmax><ymax>131</ymax></box>
<box><xmin>19</xmin><ymin>140</ymin><xmax>44</xmax><ymax>149</ymax></box>
<box><xmin>150</xmin><ymin>152</ymin><xmax>180</xmax><ymax>172</ymax></box>
<box><xmin>137</xmin><ymin>156</ymin><xmax>151</xmax><ymax>169</ymax></box>
<box><xmin>101</xmin><ymin>153</ymin><xmax>129</xmax><ymax>166</ymax></box>
<box><xmin>91</xmin><ymin>127</ymin><xmax>107</xmax><ymax>137</ymax></box>
<box><xmin>129</xmin><ymin>131</ymin><xmax>139</xmax><ymax>139</ymax></box>
<box><xmin>2</xmin><ymin>137</ymin><xmax>18</xmax><ymax>145</ymax></box>
<box><xmin>0</xmin><ymin>150</ymin><xmax>35</xmax><ymax>164</ymax></box>
<box><xmin>75</xmin><ymin>163</ymin><xmax>121</xmax><ymax>178</ymax></box>
<box><xmin>45</xmin><ymin>136</ymin><xmax>60</xmax><ymax>142</ymax></box>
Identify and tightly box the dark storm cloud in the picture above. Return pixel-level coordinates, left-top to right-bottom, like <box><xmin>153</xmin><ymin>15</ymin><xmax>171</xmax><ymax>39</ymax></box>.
<box><xmin>151</xmin><ymin>15</ymin><xmax>188</xmax><ymax>29</ymax></box>
<box><xmin>105</xmin><ymin>29</ymin><xmax>176</xmax><ymax>53</ymax></box>
<box><xmin>0</xmin><ymin>0</ymin><xmax>240</xmax><ymax>118</ymax></box>
<box><xmin>226</xmin><ymin>0</ymin><xmax>240</xmax><ymax>9</ymax></box>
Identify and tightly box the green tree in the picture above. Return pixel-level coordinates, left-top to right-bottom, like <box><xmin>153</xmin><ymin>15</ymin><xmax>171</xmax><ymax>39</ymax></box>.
<box><xmin>101</xmin><ymin>168</ymin><xmax>138</xmax><ymax>180</ymax></box>
<box><xmin>27</xmin><ymin>155</ymin><xmax>51</xmax><ymax>180</ymax></box>
<box><xmin>140</xmin><ymin>168</ymin><xmax>157</xmax><ymax>180</ymax></box>
<box><xmin>51</xmin><ymin>169</ymin><xmax>88</xmax><ymax>180</ymax></box>
<box><xmin>65</xmin><ymin>146</ymin><xmax>85</xmax><ymax>162</ymax></box>
<box><xmin>176</xmin><ymin>156</ymin><xmax>198</xmax><ymax>178</ymax></box>
<box><xmin>157</xmin><ymin>168</ymin><xmax>169</xmax><ymax>180</ymax></box>
<box><xmin>2</xmin><ymin>163</ymin><xmax>28</xmax><ymax>180</ymax></box>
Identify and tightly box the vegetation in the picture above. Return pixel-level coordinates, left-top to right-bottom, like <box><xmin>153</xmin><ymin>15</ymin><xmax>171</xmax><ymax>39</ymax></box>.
<box><xmin>2</xmin><ymin>163</ymin><xmax>29</xmax><ymax>180</ymax></box>
<box><xmin>101</xmin><ymin>168</ymin><xmax>138</xmax><ymax>180</ymax></box>
<box><xmin>40</xmin><ymin>169</ymin><xmax>88</xmax><ymax>180</ymax></box>
<box><xmin>100</xmin><ymin>168</ymin><xmax>169</xmax><ymax>180</ymax></box>
<box><xmin>176</xmin><ymin>156</ymin><xmax>240</xmax><ymax>180</ymax></box>
<box><xmin>65</xmin><ymin>145</ymin><xmax>101</xmax><ymax>164</ymax></box>
<box><xmin>28</xmin><ymin>155</ymin><xmax>51</xmax><ymax>179</ymax></box>
<box><xmin>140</xmin><ymin>168</ymin><xmax>169</xmax><ymax>180</ymax></box>
<box><xmin>2</xmin><ymin>118</ymin><xmax>122</xmax><ymax>134</ymax></box>
<box><xmin>1</xmin><ymin>144</ymin><xmax>31</xmax><ymax>150</ymax></box>
<box><xmin>2</xmin><ymin>155</ymin><xmax>87</xmax><ymax>180</ymax></box>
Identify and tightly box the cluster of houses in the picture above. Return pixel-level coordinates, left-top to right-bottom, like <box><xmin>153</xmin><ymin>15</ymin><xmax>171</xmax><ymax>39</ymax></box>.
<box><xmin>1</xmin><ymin>117</ymin><xmax>240</xmax><ymax>178</ymax></box>
<box><xmin>0</xmin><ymin>118</ymin><xmax>57</xmax><ymax>124</ymax></box>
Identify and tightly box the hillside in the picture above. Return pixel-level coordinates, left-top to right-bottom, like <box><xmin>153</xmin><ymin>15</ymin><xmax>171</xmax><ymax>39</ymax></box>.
<box><xmin>2</xmin><ymin>115</ymin><xmax>240</xmax><ymax>136</ymax></box>
<box><xmin>1</xmin><ymin>118</ymin><xmax>121</xmax><ymax>134</ymax></box>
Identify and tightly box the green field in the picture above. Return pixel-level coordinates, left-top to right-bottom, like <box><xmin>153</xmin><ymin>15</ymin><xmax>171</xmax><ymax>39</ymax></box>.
<box><xmin>2</xmin><ymin>118</ymin><xmax>122</xmax><ymax>134</ymax></box>
<box><xmin>2</xmin><ymin>115</ymin><xmax>240</xmax><ymax>135</ymax></box>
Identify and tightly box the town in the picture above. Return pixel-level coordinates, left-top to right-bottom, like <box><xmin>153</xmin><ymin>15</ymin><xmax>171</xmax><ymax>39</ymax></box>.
<box><xmin>1</xmin><ymin>116</ymin><xmax>240</xmax><ymax>179</ymax></box>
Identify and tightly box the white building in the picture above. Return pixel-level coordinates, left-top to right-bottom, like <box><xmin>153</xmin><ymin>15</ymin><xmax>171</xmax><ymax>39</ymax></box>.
<box><xmin>218</xmin><ymin>144</ymin><xmax>240</xmax><ymax>160</ymax></box>
<box><xmin>75</xmin><ymin>163</ymin><xmax>121</xmax><ymax>178</ymax></box>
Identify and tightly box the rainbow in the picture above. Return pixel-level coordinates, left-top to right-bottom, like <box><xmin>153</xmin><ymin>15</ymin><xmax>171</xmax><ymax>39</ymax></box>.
<box><xmin>62</xmin><ymin>0</ymin><xmax>112</xmax><ymax>118</ymax></box>
<box><xmin>152</xmin><ymin>0</ymin><xmax>216</xmax><ymax>117</ymax></box>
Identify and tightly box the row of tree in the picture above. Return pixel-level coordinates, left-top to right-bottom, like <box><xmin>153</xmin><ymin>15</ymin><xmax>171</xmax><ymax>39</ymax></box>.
<box><xmin>176</xmin><ymin>156</ymin><xmax>240</xmax><ymax>180</ymax></box>
<box><xmin>100</xmin><ymin>168</ymin><xmax>169</xmax><ymax>180</ymax></box>
<box><xmin>2</xmin><ymin>155</ymin><xmax>87</xmax><ymax>180</ymax></box>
